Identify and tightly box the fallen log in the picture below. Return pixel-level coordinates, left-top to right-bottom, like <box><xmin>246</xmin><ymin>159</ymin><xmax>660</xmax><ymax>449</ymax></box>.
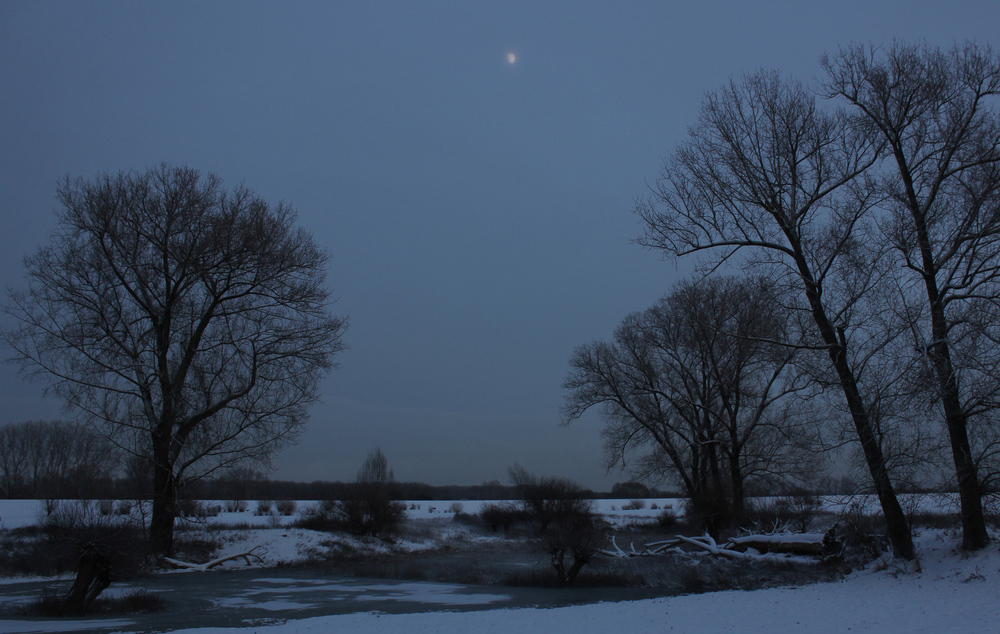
<box><xmin>600</xmin><ymin>527</ymin><xmax>840</xmax><ymax>561</ymax></box>
<box><xmin>162</xmin><ymin>546</ymin><xmax>266</xmax><ymax>571</ymax></box>
<box><xmin>725</xmin><ymin>532</ymin><xmax>827</xmax><ymax>556</ymax></box>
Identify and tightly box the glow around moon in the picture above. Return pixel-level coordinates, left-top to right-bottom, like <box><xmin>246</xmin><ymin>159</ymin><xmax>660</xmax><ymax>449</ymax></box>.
<box><xmin>506</xmin><ymin>52</ymin><xmax>516</xmax><ymax>65</ymax></box>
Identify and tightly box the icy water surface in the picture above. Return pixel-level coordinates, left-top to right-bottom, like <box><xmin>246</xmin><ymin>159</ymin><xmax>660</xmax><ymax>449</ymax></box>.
<box><xmin>0</xmin><ymin>568</ymin><xmax>676</xmax><ymax>633</ymax></box>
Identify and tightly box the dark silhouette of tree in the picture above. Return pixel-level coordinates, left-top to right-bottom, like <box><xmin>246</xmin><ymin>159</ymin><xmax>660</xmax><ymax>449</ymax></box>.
<box><xmin>635</xmin><ymin>72</ymin><xmax>915</xmax><ymax>559</ymax></box>
<box><xmin>565</xmin><ymin>276</ymin><xmax>817</xmax><ymax>534</ymax></box>
<box><xmin>822</xmin><ymin>41</ymin><xmax>1000</xmax><ymax>551</ymax></box>
<box><xmin>335</xmin><ymin>447</ymin><xmax>406</xmax><ymax>538</ymax></box>
<box><xmin>508</xmin><ymin>464</ymin><xmax>602</xmax><ymax>585</ymax></box>
<box><xmin>5</xmin><ymin>165</ymin><xmax>347</xmax><ymax>556</ymax></box>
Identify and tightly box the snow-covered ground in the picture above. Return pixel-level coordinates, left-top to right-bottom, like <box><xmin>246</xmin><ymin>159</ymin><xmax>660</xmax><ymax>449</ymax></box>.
<box><xmin>124</xmin><ymin>530</ymin><xmax>1000</xmax><ymax>633</ymax></box>
<box><xmin>1</xmin><ymin>497</ymin><xmax>997</xmax><ymax>633</ymax></box>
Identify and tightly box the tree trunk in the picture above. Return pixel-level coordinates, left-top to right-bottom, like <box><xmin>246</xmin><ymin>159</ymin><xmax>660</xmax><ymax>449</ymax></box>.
<box><xmin>150</xmin><ymin>442</ymin><xmax>176</xmax><ymax>557</ymax></box>
<box><xmin>794</xmin><ymin>252</ymin><xmax>915</xmax><ymax>560</ymax></box>
<box><xmin>550</xmin><ymin>548</ymin><xmax>567</xmax><ymax>585</ymax></box>
<box><xmin>565</xmin><ymin>554</ymin><xmax>588</xmax><ymax>585</ymax></box>
<box><xmin>729</xmin><ymin>453</ymin><xmax>746</xmax><ymax>523</ymax></box>
<box><xmin>63</xmin><ymin>544</ymin><xmax>112</xmax><ymax>613</ymax></box>
<box><xmin>915</xmin><ymin>220</ymin><xmax>990</xmax><ymax>550</ymax></box>
<box><xmin>926</xmin><ymin>328</ymin><xmax>989</xmax><ymax>550</ymax></box>
<box><xmin>826</xmin><ymin>329</ymin><xmax>915</xmax><ymax>560</ymax></box>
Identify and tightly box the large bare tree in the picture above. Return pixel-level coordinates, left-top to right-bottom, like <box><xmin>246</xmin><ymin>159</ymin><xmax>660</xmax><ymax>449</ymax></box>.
<box><xmin>822</xmin><ymin>41</ymin><xmax>1000</xmax><ymax>550</ymax></box>
<box><xmin>564</xmin><ymin>276</ymin><xmax>817</xmax><ymax>532</ymax></box>
<box><xmin>4</xmin><ymin>165</ymin><xmax>347</xmax><ymax>555</ymax></box>
<box><xmin>635</xmin><ymin>72</ymin><xmax>916</xmax><ymax>559</ymax></box>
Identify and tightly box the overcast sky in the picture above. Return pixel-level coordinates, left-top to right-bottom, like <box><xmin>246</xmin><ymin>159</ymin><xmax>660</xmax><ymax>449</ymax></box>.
<box><xmin>1</xmin><ymin>1</ymin><xmax>998</xmax><ymax>490</ymax></box>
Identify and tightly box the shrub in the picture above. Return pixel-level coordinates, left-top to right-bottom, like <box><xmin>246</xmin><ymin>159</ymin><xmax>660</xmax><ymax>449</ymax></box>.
<box><xmin>176</xmin><ymin>499</ymin><xmax>214</xmax><ymax>519</ymax></box>
<box><xmin>275</xmin><ymin>500</ymin><xmax>297</xmax><ymax>516</ymax></box>
<box><xmin>509</xmin><ymin>464</ymin><xmax>594</xmax><ymax>533</ymax></box>
<box><xmin>508</xmin><ymin>464</ymin><xmax>604</xmax><ymax>585</ymax></box>
<box><xmin>449</xmin><ymin>502</ymin><xmax>464</xmax><ymax>515</ymax></box>
<box><xmin>657</xmin><ymin>508</ymin><xmax>677</xmax><ymax>529</ymax></box>
<box><xmin>745</xmin><ymin>490</ymin><xmax>821</xmax><ymax>533</ymax></box>
<box><xmin>40</xmin><ymin>500</ymin><xmax>150</xmax><ymax>612</ymax></box>
<box><xmin>317</xmin><ymin>448</ymin><xmax>407</xmax><ymax>539</ymax></box>
<box><xmin>831</xmin><ymin>502</ymin><xmax>889</xmax><ymax>566</ymax></box>
<box><xmin>545</xmin><ymin>510</ymin><xmax>606</xmax><ymax>586</ymax></box>
<box><xmin>782</xmin><ymin>489</ymin><xmax>822</xmax><ymax>532</ymax></box>
<box><xmin>479</xmin><ymin>502</ymin><xmax>524</xmax><ymax>532</ymax></box>
<box><xmin>622</xmin><ymin>499</ymin><xmax>646</xmax><ymax>511</ymax></box>
<box><xmin>255</xmin><ymin>500</ymin><xmax>275</xmax><ymax>516</ymax></box>
<box><xmin>224</xmin><ymin>500</ymin><xmax>248</xmax><ymax>513</ymax></box>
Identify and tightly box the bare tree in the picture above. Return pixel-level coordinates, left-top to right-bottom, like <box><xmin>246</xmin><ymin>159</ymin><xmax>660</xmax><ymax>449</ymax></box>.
<box><xmin>507</xmin><ymin>464</ymin><xmax>602</xmax><ymax>585</ymax></box>
<box><xmin>822</xmin><ymin>41</ymin><xmax>1000</xmax><ymax>550</ymax></box>
<box><xmin>4</xmin><ymin>165</ymin><xmax>347</xmax><ymax>556</ymax></box>
<box><xmin>564</xmin><ymin>276</ymin><xmax>817</xmax><ymax>534</ymax></box>
<box><xmin>635</xmin><ymin>72</ymin><xmax>916</xmax><ymax>559</ymax></box>
<box><xmin>334</xmin><ymin>447</ymin><xmax>406</xmax><ymax>538</ymax></box>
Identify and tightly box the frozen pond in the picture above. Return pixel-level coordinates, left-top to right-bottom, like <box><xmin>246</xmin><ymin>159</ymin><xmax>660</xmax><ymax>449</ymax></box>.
<box><xmin>0</xmin><ymin>568</ymin><xmax>678</xmax><ymax>633</ymax></box>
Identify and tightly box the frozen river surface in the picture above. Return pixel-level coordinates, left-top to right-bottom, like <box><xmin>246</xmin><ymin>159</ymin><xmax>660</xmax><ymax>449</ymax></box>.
<box><xmin>0</xmin><ymin>568</ymin><xmax>673</xmax><ymax>633</ymax></box>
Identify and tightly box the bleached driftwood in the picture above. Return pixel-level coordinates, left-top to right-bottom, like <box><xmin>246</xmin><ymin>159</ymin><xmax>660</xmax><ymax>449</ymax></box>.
<box><xmin>674</xmin><ymin>534</ymin><xmax>757</xmax><ymax>560</ymax></box>
<box><xmin>162</xmin><ymin>546</ymin><xmax>266</xmax><ymax>571</ymax></box>
<box><xmin>725</xmin><ymin>532</ymin><xmax>827</xmax><ymax>556</ymax></box>
<box><xmin>599</xmin><ymin>528</ymin><xmax>837</xmax><ymax>561</ymax></box>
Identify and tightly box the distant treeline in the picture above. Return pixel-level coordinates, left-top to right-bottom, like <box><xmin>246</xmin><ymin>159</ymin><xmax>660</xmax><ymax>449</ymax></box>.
<box><xmin>3</xmin><ymin>468</ymin><xmax>883</xmax><ymax>502</ymax></box>
<box><xmin>0</xmin><ymin>420</ymin><xmax>884</xmax><ymax>501</ymax></box>
<box><xmin>0</xmin><ymin>478</ymin><xmax>685</xmax><ymax>501</ymax></box>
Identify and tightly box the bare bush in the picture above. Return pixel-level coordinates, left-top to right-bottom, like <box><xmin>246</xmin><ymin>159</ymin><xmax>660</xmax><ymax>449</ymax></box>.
<box><xmin>479</xmin><ymin>502</ymin><xmax>525</xmax><ymax>532</ymax></box>
<box><xmin>223</xmin><ymin>500</ymin><xmax>248</xmax><ymax>513</ymax></box>
<box><xmin>746</xmin><ymin>490</ymin><xmax>822</xmax><ymax>533</ymax></box>
<box><xmin>508</xmin><ymin>464</ymin><xmax>605</xmax><ymax>585</ymax></box>
<box><xmin>332</xmin><ymin>448</ymin><xmax>406</xmax><ymax>539</ymax></box>
<box><xmin>830</xmin><ymin>502</ymin><xmax>890</xmax><ymax>567</ymax></box>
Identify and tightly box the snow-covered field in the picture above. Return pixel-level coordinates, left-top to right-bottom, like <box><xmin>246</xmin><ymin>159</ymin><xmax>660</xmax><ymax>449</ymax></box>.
<box><xmin>1</xmin><ymin>497</ymin><xmax>998</xmax><ymax>633</ymax></box>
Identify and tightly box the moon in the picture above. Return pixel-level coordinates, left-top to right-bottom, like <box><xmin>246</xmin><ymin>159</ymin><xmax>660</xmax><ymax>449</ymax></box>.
<box><xmin>506</xmin><ymin>52</ymin><xmax>516</xmax><ymax>65</ymax></box>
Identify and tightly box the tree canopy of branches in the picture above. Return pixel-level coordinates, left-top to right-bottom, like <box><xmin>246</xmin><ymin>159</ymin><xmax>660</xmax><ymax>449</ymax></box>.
<box><xmin>822</xmin><ymin>41</ymin><xmax>1000</xmax><ymax>550</ymax></box>
<box><xmin>564</xmin><ymin>276</ymin><xmax>817</xmax><ymax>534</ymax></box>
<box><xmin>635</xmin><ymin>72</ymin><xmax>916</xmax><ymax>559</ymax></box>
<box><xmin>4</xmin><ymin>165</ymin><xmax>347</xmax><ymax>556</ymax></box>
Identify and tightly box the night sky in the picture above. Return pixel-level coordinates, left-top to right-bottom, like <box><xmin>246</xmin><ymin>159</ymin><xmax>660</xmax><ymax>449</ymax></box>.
<box><xmin>2</xmin><ymin>1</ymin><xmax>997</xmax><ymax>489</ymax></box>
